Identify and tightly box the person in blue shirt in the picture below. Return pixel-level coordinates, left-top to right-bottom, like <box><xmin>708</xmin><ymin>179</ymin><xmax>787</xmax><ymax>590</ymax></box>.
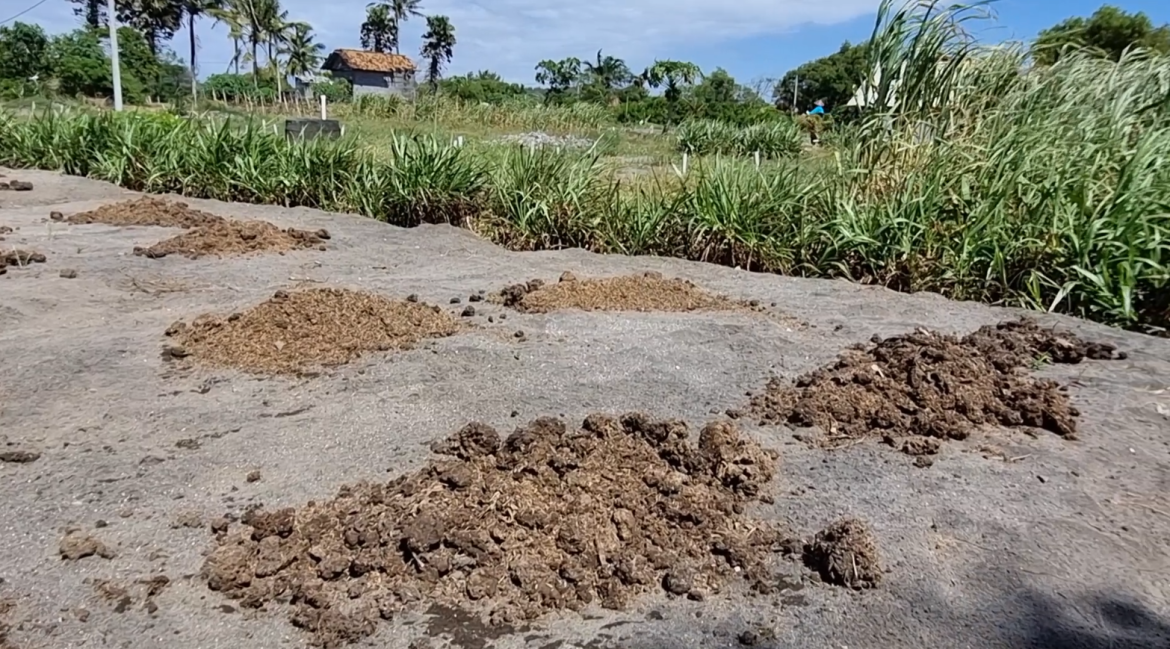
<box><xmin>806</xmin><ymin>100</ymin><xmax>825</xmax><ymax>144</ymax></box>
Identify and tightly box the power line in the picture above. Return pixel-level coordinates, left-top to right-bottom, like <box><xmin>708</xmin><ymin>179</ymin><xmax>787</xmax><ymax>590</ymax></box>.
<box><xmin>0</xmin><ymin>0</ymin><xmax>50</xmax><ymax>25</ymax></box>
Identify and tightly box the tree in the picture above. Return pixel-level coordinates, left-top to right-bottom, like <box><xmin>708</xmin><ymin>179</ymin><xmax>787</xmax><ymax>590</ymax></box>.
<box><xmin>361</xmin><ymin>4</ymin><xmax>397</xmax><ymax>54</ymax></box>
<box><xmin>282</xmin><ymin>22</ymin><xmax>324</xmax><ymax>78</ymax></box>
<box><xmin>386</xmin><ymin>0</ymin><xmax>423</xmax><ymax>54</ymax></box>
<box><xmin>208</xmin><ymin>0</ymin><xmax>246</xmax><ymax>73</ymax></box>
<box><xmin>642</xmin><ymin>60</ymin><xmax>700</xmax><ymax>125</ymax></box>
<box><xmin>440</xmin><ymin>70</ymin><xmax>528</xmax><ymax>103</ymax></box>
<box><xmin>1033</xmin><ymin>5</ymin><xmax>1170</xmax><ymax>65</ymax></box>
<box><xmin>69</xmin><ymin>0</ymin><xmax>106</xmax><ymax>29</ymax></box>
<box><xmin>48</xmin><ymin>29</ymin><xmax>114</xmax><ymax>99</ymax></box>
<box><xmin>581</xmin><ymin>49</ymin><xmax>630</xmax><ymax>102</ymax></box>
<box><xmin>114</xmin><ymin>0</ymin><xmax>184</xmax><ymax>56</ymax></box>
<box><xmin>773</xmin><ymin>40</ymin><xmax>868</xmax><ymax>112</ymax></box>
<box><xmin>0</xmin><ymin>22</ymin><xmax>51</xmax><ymax>83</ymax></box>
<box><xmin>534</xmin><ymin>57</ymin><xmax>581</xmax><ymax>103</ymax></box>
<box><xmin>179</xmin><ymin>0</ymin><xmax>221</xmax><ymax>98</ymax></box>
<box><xmin>419</xmin><ymin>14</ymin><xmax>455</xmax><ymax>90</ymax></box>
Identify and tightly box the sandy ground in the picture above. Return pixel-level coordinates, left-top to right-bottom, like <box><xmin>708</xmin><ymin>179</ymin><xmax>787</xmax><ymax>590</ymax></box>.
<box><xmin>1</xmin><ymin>167</ymin><xmax>1169</xmax><ymax>649</ymax></box>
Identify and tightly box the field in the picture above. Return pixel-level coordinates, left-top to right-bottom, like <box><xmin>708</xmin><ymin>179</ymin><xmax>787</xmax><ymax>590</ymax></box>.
<box><xmin>3</xmin><ymin>35</ymin><xmax>1169</xmax><ymax>335</ymax></box>
<box><xmin>2</xmin><ymin>5</ymin><xmax>1170</xmax><ymax>648</ymax></box>
<box><xmin>1</xmin><ymin>168</ymin><xmax>1169</xmax><ymax>649</ymax></box>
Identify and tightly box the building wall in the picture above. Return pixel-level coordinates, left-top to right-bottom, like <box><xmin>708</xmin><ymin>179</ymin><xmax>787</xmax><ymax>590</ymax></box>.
<box><xmin>332</xmin><ymin>69</ymin><xmax>417</xmax><ymax>99</ymax></box>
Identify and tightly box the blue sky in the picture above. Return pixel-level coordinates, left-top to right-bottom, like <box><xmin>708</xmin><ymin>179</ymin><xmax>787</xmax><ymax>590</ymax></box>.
<box><xmin>8</xmin><ymin>0</ymin><xmax>1170</xmax><ymax>85</ymax></box>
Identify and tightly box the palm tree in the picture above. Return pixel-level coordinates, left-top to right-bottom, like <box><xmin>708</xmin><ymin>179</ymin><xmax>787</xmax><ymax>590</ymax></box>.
<box><xmin>419</xmin><ymin>15</ymin><xmax>455</xmax><ymax>90</ymax></box>
<box><xmin>208</xmin><ymin>0</ymin><xmax>245</xmax><ymax>73</ymax></box>
<box><xmin>180</xmin><ymin>0</ymin><xmax>222</xmax><ymax>99</ymax></box>
<box><xmin>282</xmin><ymin>22</ymin><xmax>324</xmax><ymax>78</ymax></box>
<box><xmin>386</xmin><ymin>0</ymin><xmax>423</xmax><ymax>54</ymax></box>
<box><xmin>360</xmin><ymin>3</ymin><xmax>396</xmax><ymax>53</ymax></box>
<box><xmin>583</xmin><ymin>49</ymin><xmax>630</xmax><ymax>100</ymax></box>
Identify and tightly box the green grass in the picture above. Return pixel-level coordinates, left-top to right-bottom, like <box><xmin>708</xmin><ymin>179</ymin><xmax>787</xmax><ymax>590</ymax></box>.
<box><xmin>1</xmin><ymin>2</ymin><xmax>1167</xmax><ymax>334</ymax></box>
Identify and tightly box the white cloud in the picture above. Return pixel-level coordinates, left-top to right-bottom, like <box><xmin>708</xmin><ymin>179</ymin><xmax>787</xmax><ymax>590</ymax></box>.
<box><xmin>14</xmin><ymin>0</ymin><xmax>875</xmax><ymax>82</ymax></box>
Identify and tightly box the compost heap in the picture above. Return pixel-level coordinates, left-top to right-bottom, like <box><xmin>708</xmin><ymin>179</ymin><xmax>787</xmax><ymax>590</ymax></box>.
<box><xmin>164</xmin><ymin>288</ymin><xmax>462</xmax><ymax>375</ymax></box>
<box><xmin>202</xmin><ymin>414</ymin><xmax>784</xmax><ymax>647</ymax></box>
<box><xmin>751</xmin><ymin>318</ymin><xmax>1123</xmax><ymax>444</ymax></box>
<box><xmin>497</xmin><ymin>272</ymin><xmax>742</xmax><ymax>313</ymax></box>
<box><xmin>62</xmin><ymin>197</ymin><xmax>225</xmax><ymax>228</ymax></box>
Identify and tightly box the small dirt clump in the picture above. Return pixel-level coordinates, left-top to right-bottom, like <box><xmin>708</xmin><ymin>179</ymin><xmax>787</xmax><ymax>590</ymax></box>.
<box><xmin>0</xmin><ymin>180</ymin><xmax>32</xmax><ymax>191</ymax></box>
<box><xmin>0</xmin><ymin>250</ymin><xmax>46</xmax><ymax>276</ymax></box>
<box><xmin>133</xmin><ymin>219</ymin><xmax>329</xmax><ymax>259</ymax></box>
<box><xmin>165</xmin><ymin>288</ymin><xmax>463</xmax><ymax>375</ymax></box>
<box><xmin>65</xmin><ymin>197</ymin><xmax>225</xmax><ymax>228</ymax></box>
<box><xmin>59</xmin><ymin>532</ymin><xmax>116</xmax><ymax>560</ymax></box>
<box><xmin>495</xmin><ymin>272</ymin><xmax>743</xmax><ymax>313</ymax></box>
<box><xmin>750</xmin><ymin>318</ymin><xmax>1122</xmax><ymax>445</ymax></box>
<box><xmin>201</xmin><ymin>414</ymin><xmax>785</xmax><ymax>647</ymax></box>
<box><xmin>803</xmin><ymin>518</ymin><xmax>881</xmax><ymax>589</ymax></box>
<box><xmin>0</xmin><ymin>450</ymin><xmax>41</xmax><ymax>463</ymax></box>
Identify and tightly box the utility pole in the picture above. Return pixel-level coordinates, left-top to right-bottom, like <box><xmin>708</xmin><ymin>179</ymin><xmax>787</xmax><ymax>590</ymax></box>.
<box><xmin>792</xmin><ymin>75</ymin><xmax>799</xmax><ymax>114</ymax></box>
<box><xmin>106</xmin><ymin>0</ymin><xmax>123</xmax><ymax>111</ymax></box>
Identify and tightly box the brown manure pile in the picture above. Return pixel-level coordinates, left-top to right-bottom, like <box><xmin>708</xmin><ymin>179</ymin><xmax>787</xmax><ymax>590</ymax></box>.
<box><xmin>202</xmin><ymin>414</ymin><xmax>784</xmax><ymax>647</ymax></box>
<box><xmin>0</xmin><ymin>249</ymin><xmax>46</xmax><ymax>275</ymax></box>
<box><xmin>133</xmin><ymin>219</ymin><xmax>329</xmax><ymax>259</ymax></box>
<box><xmin>497</xmin><ymin>272</ymin><xmax>743</xmax><ymax>313</ymax></box>
<box><xmin>164</xmin><ymin>288</ymin><xmax>462</xmax><ymax>375</ymax></box>
<box><xmin>60</xmin><ymin>197</ymin><xmax>225</xmax><ymax>228</ymax></box>
<box><xmin>751</xmin><ymin>318</ymin><xmax>1123</xmax><ymax>447</ymax></box>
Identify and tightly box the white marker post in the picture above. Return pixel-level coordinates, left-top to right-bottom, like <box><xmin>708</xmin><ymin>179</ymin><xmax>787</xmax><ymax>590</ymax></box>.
<box><xmin>320</xmin><ymin>94</ymin><xmax>327</xmax><ymax>120</ymax></box>
<box><xmin>106</xmin><ymin>0</ymin><xmax>123</xmax><ymax>111</ymax></box>
<box><xmin>754</xmin><ymin>151</ymin><xmax>761</xmax><ymax>168</ymax></box>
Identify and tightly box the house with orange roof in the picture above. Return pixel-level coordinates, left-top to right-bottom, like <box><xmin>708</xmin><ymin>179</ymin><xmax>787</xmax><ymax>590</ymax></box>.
<box><xmin>321</xmin><ymin>49</ymin><xmax>418</xmax><ymax>99</ymax></box>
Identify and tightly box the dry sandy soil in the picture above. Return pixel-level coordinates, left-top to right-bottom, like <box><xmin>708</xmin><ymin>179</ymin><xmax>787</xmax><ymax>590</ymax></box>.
<box><xmin>2</xmin><ymin>167</ymin><xmax>1169</xmax><ymax>649</ymax></box>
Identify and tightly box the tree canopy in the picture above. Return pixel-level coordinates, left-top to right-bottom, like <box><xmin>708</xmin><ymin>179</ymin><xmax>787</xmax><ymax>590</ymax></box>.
<box><xmin>1033</xmin><ymin>5</ymin><xmax>1170</xmax><ymax>65</ymax></box>
<box><xmin>773</xmin><ymin>40</ymin><xmax>868</xmax><ymax>112</ymax></box>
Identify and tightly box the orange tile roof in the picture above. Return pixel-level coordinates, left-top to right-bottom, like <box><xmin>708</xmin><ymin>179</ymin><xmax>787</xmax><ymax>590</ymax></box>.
<box><xmin>325</xmin><ymin>49</ymin><xmax>416</xmax><ymax>73</ymax></box>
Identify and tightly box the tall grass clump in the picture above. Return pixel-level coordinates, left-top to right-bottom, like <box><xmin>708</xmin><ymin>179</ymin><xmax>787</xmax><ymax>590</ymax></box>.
<box><xmin>337</xmin><ymin>94</ymin><xmax>613</xmax><ymax>132</ymax></box>
<box><xmin>0</xmin><ymin>108</ymin><xmax>488</xmax><ymax>226</ymax></box>
<box><xmin>675</xmin><ymin>118</ymin><xmax>803</xmax><ymax>158</ymax></box>
<box><xmin>838</xmin><ymin>0</ymin><xmax>1170</xmax><ymax>331</ymax></box>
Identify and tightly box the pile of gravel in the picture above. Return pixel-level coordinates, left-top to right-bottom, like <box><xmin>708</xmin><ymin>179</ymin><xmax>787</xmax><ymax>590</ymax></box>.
<box><xmin>497</xmin><ymin>132</ymin><xmax>595</xmax><ymax>149</ymax></box>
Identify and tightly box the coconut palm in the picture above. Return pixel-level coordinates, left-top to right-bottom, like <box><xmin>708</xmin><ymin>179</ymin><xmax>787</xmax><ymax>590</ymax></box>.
<box><xmin>386</xmin><ymin>0</ymin><xmax>423</xmax><ymax>54</ymax></box>
<box><xmin>360</xmin><ymin>3</ymin><xmax>397</xmax><ymax>53</ymax></box>
<box><xmin>208</xmin><ymin>0</ymin><xmax>246</xmax><ymax>73</ymax></box>
<box><xmin>419</xmin><ymin>14</ymin><xmax>455</xmax><ymax>90</ymax></box>
<box><xmin>282</xmin><ymin>22</ymin><xmax>325</xmax><ymax>78</ymax></box>
<box><xmin>180</xmin><ymin>0</ymin><xmax>222</xmax><ymax>98</ymax></box>
<box><xmin>583</xmin><ymin>49</ymin><xmax>631</xmax><ymax>101</ymax></box>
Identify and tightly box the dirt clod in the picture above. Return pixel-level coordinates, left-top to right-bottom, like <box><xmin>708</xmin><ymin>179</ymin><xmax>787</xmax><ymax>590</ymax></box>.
<box><xmin>201</xmin><ymin>414</ymin><xmax>785</xmax><ymax>647</ymax></box>
<box><xmin>59</xmin><ymin>268</ymin><xmax>78</xmax><ymax>279</ymax></box>
<box><xmin>803</xmin><ymin>518</ymin><xmax>881</xmax><ymax>589</ymax></box>
<box><xmin>750</xmin><ymin>318</ymin><xmax>1122</xmax><ymax>445</ymax></box>
<box><xmin>0</xmin><ymin>180</ymin><xmax>32</xmax><ymax>191</ymax></box>
<box><xmin>133</xmin><ymin>219</ymin><xmax>328</xmax><ymax>259</ymax></box>
<box><xmin>1</xmin><ymin>250</ymin><xmax>46</xmax><ymax>268</ymax></box>
<box><xmin>496</xmin><ymin>273</ymin><xmax>744</xmax><ymax>313</ymax></box>
<box><xmin>0</xmin><ymin>451</ymin><xmax>40</xmax><ymax>463</ymax></box>
<box><xmin>59</xmin><ymin>532</ymin><xmax>116</xmax><ymax>561</ymax></box>
<box><xmin>246</xmin><ymin>470</ymin><xmax>262</xmax><ymax>483</ymax></box>
<box><xmin>166</xmin><ymin>288</ymin><xmax>463</xmax><ymax>375</ymax></box>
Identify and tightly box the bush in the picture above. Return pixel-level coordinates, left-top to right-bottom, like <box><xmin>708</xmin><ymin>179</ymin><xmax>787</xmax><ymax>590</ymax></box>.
<box><xmin>675</xmin><ymin>118</ymin><xmax>803</xmax><ymax>158</ymax></box>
